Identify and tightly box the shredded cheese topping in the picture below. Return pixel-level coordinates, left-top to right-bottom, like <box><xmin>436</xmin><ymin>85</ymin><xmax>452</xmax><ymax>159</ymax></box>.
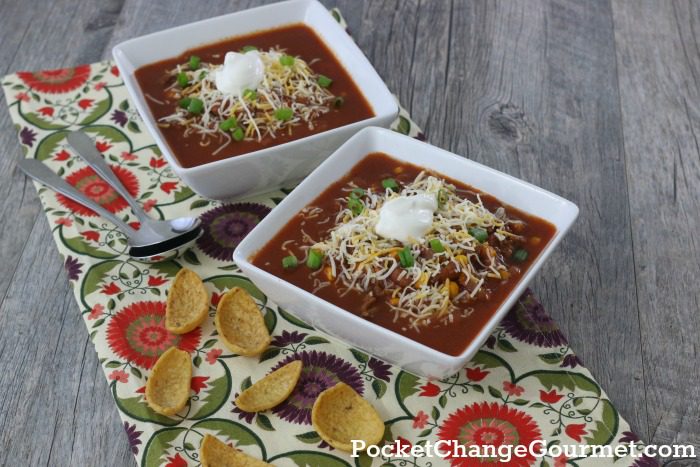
<box><xmin>159</xmin><ymin>48</ymin><xmax>337</xmax><ymax>155</ymax></box>
<box><xmin>299</xmin><ymin>172</ymin><xmax>524</xmax><ymax>329</ymax></box>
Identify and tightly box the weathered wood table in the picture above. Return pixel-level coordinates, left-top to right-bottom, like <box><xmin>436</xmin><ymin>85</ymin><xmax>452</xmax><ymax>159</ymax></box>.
<box><xmin>0</xmin><ymin>0</ymin><xmax>697</xmax><ymax>465</ymax></box>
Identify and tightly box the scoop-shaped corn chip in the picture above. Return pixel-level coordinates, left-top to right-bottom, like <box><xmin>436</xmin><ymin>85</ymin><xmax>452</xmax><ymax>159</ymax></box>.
<box><xmin>235</xmin><ymin>360</ymin><xmax>302</xmax><ymax>412</ymax></box>
<box><xmin>145</xmin><ymin>347</ymin><xmax>191</xmax><ymax>416</ymax></box>
<box><xmin>200</xmin><ymin>434</ymin><xmax>272</xmax><ymax>467</ymax></box>
<box><xmin>215</xmin><ymin>287</ymin><xmax>270</xmax><ymax>356</ymax></box>
<box><xmin>312</xmin><ymin>382</ymin><xmax>384</xmax><ymax>452</ymax></box>
<box><xmin>166</xmin><ymin>268</ymin><xmax>209</xmax><ymax>334</ymax></box>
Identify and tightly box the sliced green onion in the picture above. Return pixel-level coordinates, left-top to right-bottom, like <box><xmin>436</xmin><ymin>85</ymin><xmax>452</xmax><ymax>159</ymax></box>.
<box><xmin>232</xmin><ymin>127</ymin><xmax>245</xmax><ymax>141</ymax></box>
<box><xmin>350</xmin><ymin>187</ymin><xmax>365</xmax><ymax>198</ymax></box>
<box><xmin>317</xmin><ymin>74</ymin><xmax>333</xmax><ymax>88</ymax></box>
<box><xmin>176</xmin><ymin>72</ymin><xmax>189</xmax><ymax>88</ymax></box>
<box><xmin>429</xmin><ymin>239</ymin><xmax>445</xmax><ymax>253</ymax></box>
<box><xmin>468</xmin><ymin>227</ymin><xmax>488</xmax><ymax>243</ymax></box>
<box><xmin>306</xmin><ymin>249</ymin><xmax>323</xmax><ymax>270</ymax></box>
<box><xmin>275</xmin><ymin>107</ymin><xmax>293</xmax><ymax>121</ymax></box>
<box><xmin>280</xmin><ymin>54</ymin><xmax>295</xmax><ymax>66</ymax></box>
<box><xmin>198</xmin><ymin>71</ymin><xmax>207</xmax><ymax>81</ymax></box>
<box><xmin>241</xmin><ymin>45</ymin><xmax>257</xmax><ymax>52</ymax></box>
<box><xmin>382</xmin><ymin>178</ymin><xmax>399</xmax><ymax>191</ymax></box>
<box><xmin>437</xmin><ymin>189</ymin><xmax>448</xmax><ymax>208</ymax></box>
<box><xmin>398</xmin><ymin>246</ymin><xmax>415</xmax><ymax>268</ymax></box>
<box><xmin>188</xmin><ymin>55</ymin><xmax>201</xmax><ymax>70</ymax></box>
<box><xmin>219</xmin><ymin>117</ymin><xmax>238</xmax><ymax>132</ymax></box>
<box><xmin>347</xmin><ymin>196</ymin><xmax>363</xmax><ymax>216</ymax></box>
<box><xmin>512</xmin><ymin>248</ymin><xmax>528</xmax><ymax>262</ymax></box>
<box><xmin>333</xmin><ymin>96</ymin><xmax>344</xmax><ymax>108</ymax></box>
<box><xmin>178</xmin><ymin>97</ymin><xmax>191</xmax><ymax>109</ymax></box>
<box><xmin>243</xmin><ymin>88</ymin><xmax>257</xmax><ymax>100</ymax></box>
<box><xmin>282</xmin><ymin>255</ymin><xmax>298</xmax><ymax>270</ymax></box>
<box><xmin>187</xmin><ymin>98</ymin><xmax>204</xmax><ymax>114</ymax></box>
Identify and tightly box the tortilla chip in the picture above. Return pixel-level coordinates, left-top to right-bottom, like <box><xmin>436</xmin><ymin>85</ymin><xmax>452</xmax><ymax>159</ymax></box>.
<box><xmin>235</xmin><ymin>360</ymin><xmax>302</xmax><ymax>412</ymax></box>
<box><xmin>200</xmin><ymin>434</ymin><xmax>272</xmax><ymax>467</ymax></box>
<box><xmin>145</xmin><ymin>347</ymin><xmax>191</xmax><ymax>416</ymax></box>
<box><xmin>312</xmin><ymin>382</ymin><xmax>384</xmax><ymax>452</ymax></box>
<box><xmin>166</xmin><ymin>267</ymin><xmax>208</xmax><ymax>334</ymax></box>
<box><xmin>215</xmin><ymin>287</ymin><xmax>270</xmax><ymax>356</ymax></box>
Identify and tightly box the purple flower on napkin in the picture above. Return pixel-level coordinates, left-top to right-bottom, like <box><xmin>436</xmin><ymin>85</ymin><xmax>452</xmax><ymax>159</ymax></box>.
<box><xmin>64</xmin><ymin>255</ymin><xmax>83</xmax><ymax>281</ymax></box>
<box><xmin>20</xmin><ymin>127</ymin><xmax>37</xmax><ymax>147</ymax></box>
<box><xmin>271</xmin><ymin>330</ymin><xmax>307</xmax><ymax>347</ymax></box>
<box><xmin>367</xmin><ymin>356</ymin><xmax>392</xmax><ymax>382</ymax></box>
<box><xmin>231</xmin><ymin>392</ymin><xmax>256</xmax><ymax>423</ymax></box>
<box><xmin>561</xmin><ymin>353</ymin><xmax>583</xmax><ymax>369</ymax></box>
<box><xmin>123</xmin><ymin>422</ymin><xmax>142</xmax><ymax>455</ymax></box>
<box><xmin>110</xmin><ymin>109</ymin><xmax>128</xmax><ymax>127</ymax></box>
<box><xmin>500</xmin><ymin>290</ymin><xmax>567</xmax><ymax>348</ymax></box>
<box><xmin>197</xmin><ymin>203</ymin><xmax>271</xmax><ymax>261</ymax></box>
<box><xmin>271</xmin><ymin>350</ymin><xmax>364</xmax><ymax>425</ymax></box>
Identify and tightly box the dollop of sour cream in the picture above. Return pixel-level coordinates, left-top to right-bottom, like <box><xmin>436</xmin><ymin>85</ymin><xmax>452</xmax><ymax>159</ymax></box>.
<box><xmin>214</xmin><ymin>51</ymin><xmax>264</xmax><ymax>97</ymax></box>
<box><xmin>375</xmin><ymin>193</ymin><xmax>437</xmax><ymax>243</ymax></box>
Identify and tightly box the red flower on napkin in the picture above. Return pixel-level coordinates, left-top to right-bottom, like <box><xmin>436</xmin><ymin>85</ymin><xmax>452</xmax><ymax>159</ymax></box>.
<box><xmin>53</xmin><ymin>149</ymin><xmax>70</xmax><ymax>161</ymax></box>
<box><xmin>160</xmin><ymin>181</ymin><xmax>178</xmax><ymax>194</ymax></box>
<box><xmin>78</xmin><ymin>98</ymin><xmax>94</xmax><ymax>110</ymax></box>
<box><xmin>55</xmin><ymin>217</ymin><xmax>73</xmax><ymax>227</ymax></box>
<box><xmin>17</xmin><ymin>64</ymin><xmax>91</xmax><ymax>94</ymax></box>
<box><xmin>503</xmin><ymin>381</ymin><xmax>525</xmax><ymax>397</ymax></box>
<box><xmin>389</xmin><ymin>437</ymin><xmax>413</xmax><ymax>456</ymax></box>
<box><xmin>419</xmin><ymin>382</ymin><xmax>440</xmax><ymax>397</ymax></box>
<box><xmin>101</xmin><ymin>282</ymin><xmax>121</xmax><ymax>295</ymax></box>
<box><xmin>81</xmin><ymin>230</ymin><xmax>100</xmax><ymax>242</ymax></box>
<box><xmin>142</xmin><ymin>199</ymin><xmax>157</xmax><ymax>212</ymax></box>
<box><xmin>540</xmin><ymin>389</ymin><xmax>564</xmax><ymax>404</ymax></box>
<box><xmin>465</xmin><ymin>367</ymin><xmax>489</xmax><ymax>382</ymax></box>
<box><xmin>190</xmin><ymin>376</ymin><xmax>210</xmax><ymax>394</ymax></box>
<box><xmin>95</xmin><ymin>140</ymin><xmax>112</xmax><ymax>152</ymax></box>
<box><xmin>412</xmin><ymin>410</ymin><xmax>429</xmax><ymax>429</ymax></box>
<box><xmin>164</xmin><ymin>453</ymin><xmax>187</xmax><ymax>467</ymax></box>
<box><xmin>149</xmin><ymin>157</ymin><xmax>167</xmax><ymax>168</ymax></box>
<box><xmin>206</xmin><ymin>348</ymin><xmax>222</xmax><ymax>365</ymax></box>
<box><xmin>56</xmin><ymin>165</ymin><xmax>139</xmax><ymax>217</ymax></box>
<box><xmin>565</xmin><ymin>423</ymin><xmax>587</xmax><ymax>442</ymax></box>
<box><xmin>108</xmin><ymin>369</ymin><xmax>129</xmax><ymax>384</ymax></box>
<box><xmin>147</xmin><ymin>275</ymin><xmax>167</xmax><ymax>287</ymax></box>
<box><xmin>438</xmin><ymin>402</ymin><xmax>541</xmax><ymax>466</ymax></box>
<box><xmin>87</xmin><ymin>304</ymin><xmax>104</xmax><ymax>320</ymax></box>
<box><xmin>38</xmin><ymin>106</ymin><xmax>54</xmax><ymax>117</ymax></box>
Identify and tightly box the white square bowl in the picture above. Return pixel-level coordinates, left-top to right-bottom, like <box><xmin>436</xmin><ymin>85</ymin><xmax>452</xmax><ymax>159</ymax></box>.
<box><xmin>234</xmin><ymin>127</ymin><xmax>579</xmax><ymax>379</ymax></box>
<box><xmin>113</xmin><ymin>0</ymin><xmax>398</xmax><ymax>200</ymax></box>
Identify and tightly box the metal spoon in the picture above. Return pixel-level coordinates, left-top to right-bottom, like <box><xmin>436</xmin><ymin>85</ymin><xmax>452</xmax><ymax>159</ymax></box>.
<box><xmin>66</xmin><ymin>131</ymin><xmax>200</xmax><ymax>238</ymax></box>
<box><xmin>17</xmin><ymin>158</ymin><xmax>202</xmax><ymax>263</ymax></box>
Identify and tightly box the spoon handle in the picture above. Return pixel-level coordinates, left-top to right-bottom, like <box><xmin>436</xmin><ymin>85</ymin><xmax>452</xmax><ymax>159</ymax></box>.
<box><xmin>66</xmin><ymin>131</ymin><xmax>151</xmax><ymax>221</ymax></box>
<box><xmin>17</xmin><ymin>158</ymin><xmax>136</xmax><ymax>235</ymax></box>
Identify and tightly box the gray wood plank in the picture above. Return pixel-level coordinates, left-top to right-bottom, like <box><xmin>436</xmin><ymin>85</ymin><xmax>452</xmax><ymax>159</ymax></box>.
<box><xmin>0</xmin><ymin>0</ymin><xmax>133</xmax><ymax>465</ymax></box>
<box><xmin>0</xmin><ymin>213</ymin><xmax>133</xmax><ymax>466</ymax></box>
<box><xmin>434</xmin><ymin>0</ymin><xmax>649</xmax><ymax>441</ymax></box>
<box><xmin>612</xmin><ymin>0</ymin><xmax>700</xmax><ymax>452</ymax></box>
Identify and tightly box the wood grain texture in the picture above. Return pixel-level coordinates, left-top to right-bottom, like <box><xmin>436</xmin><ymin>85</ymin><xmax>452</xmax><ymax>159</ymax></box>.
<box><xmin>612</xmin><ymin>0</ymin><xmax>700</xmax><ymax>453</ymax></box>
<box><xmin>433</xmin><ymin>0</ymin><xmax>650</xmax><ymax>440</ymax></box>
<box><xmin>0</xmin><ymin>0</ymin><xmax>697</xmax><ymax>465</ymax></box>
